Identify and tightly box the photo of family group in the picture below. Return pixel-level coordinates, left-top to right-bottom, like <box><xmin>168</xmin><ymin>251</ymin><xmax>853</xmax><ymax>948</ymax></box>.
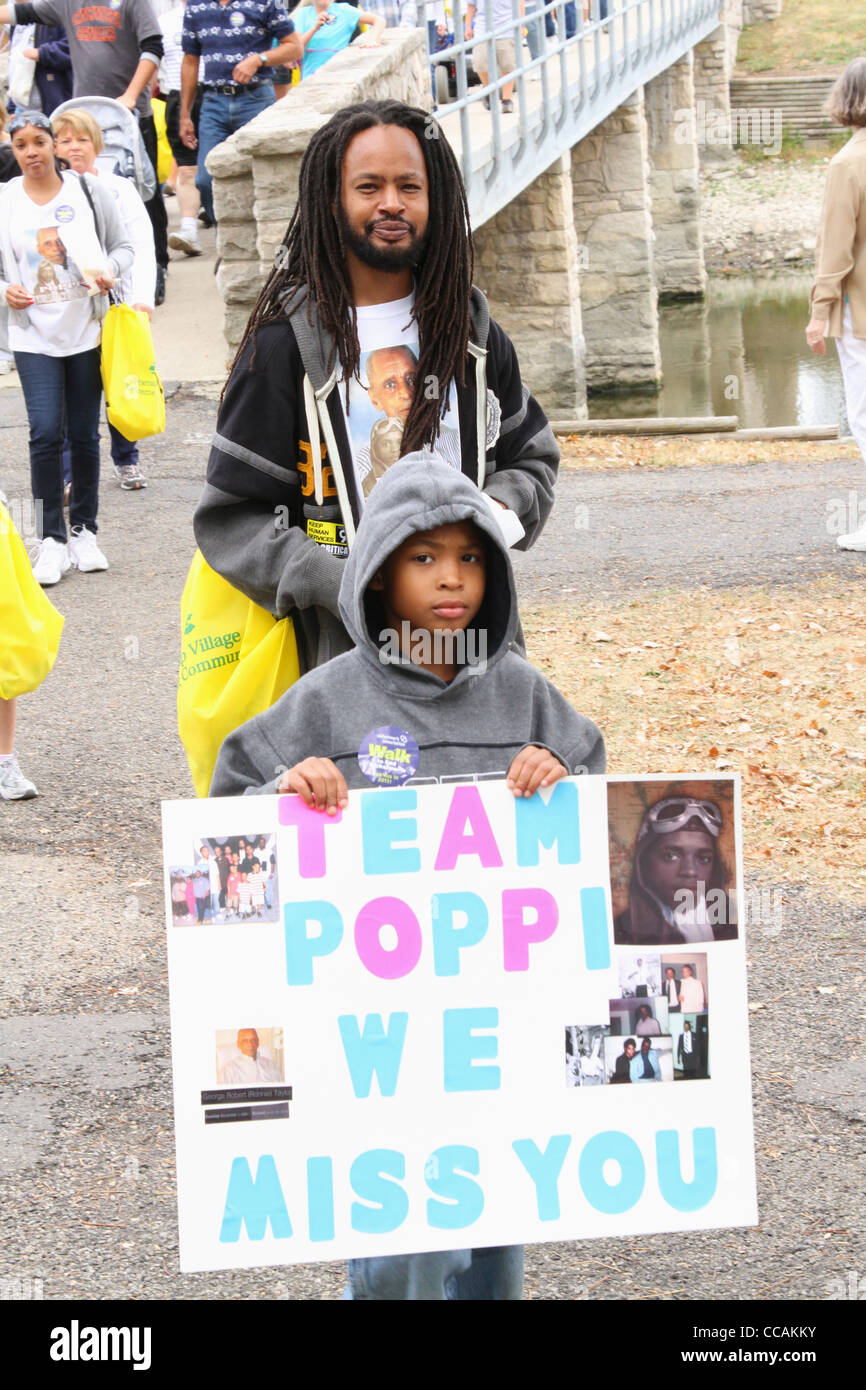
<box><xmin>608</xmin><ymin>779</ymin><xmax>738</xmax><ymax>947</ymax></box>
<box><xmin>565</xmin><ymin>951</ymin><xmax>710</xmax><ymax>1086</ymax></box>
<box><xmin>168</xmin><ymin>834</ymin><xmax>279</xmax><ymax>926</ymax></box>
<box><xmin>214</xmin><ymin>1027</ymin><xmax>285</xmax><ymax>1088</ymax></box>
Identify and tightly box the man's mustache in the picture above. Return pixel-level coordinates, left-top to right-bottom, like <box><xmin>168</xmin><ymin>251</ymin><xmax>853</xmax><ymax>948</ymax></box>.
<box><xmin>365</xmin><ymin>218</ymin><xmax>416</xmax><ymax>234</ymax></box>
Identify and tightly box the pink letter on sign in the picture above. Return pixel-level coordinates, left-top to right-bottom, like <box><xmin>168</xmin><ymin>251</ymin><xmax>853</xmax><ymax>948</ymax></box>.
<box><xmin>434</xmin><ymin>786</ymin><xmax>504</xmax><ymax>872</ymax></box>
<box><xmin>278</xmin><ymin>796</ymin><xmax>342</xmax><ymax>878</ymax></box>
<box><xmin>502</xmin><ymin>888</ymin><xmax>559</xmax><ymax>972</ymax></box>
<box><xmin>355</xmin><ymin>897</ymin><xmax>423</xmax><ymax>980</ymax></box>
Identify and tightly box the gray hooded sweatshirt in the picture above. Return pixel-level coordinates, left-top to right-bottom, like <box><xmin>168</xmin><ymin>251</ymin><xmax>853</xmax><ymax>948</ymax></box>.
<box><xmin>211</xmin><ymin>456</ymin><xmax>605</xmax><ymax>797</ymax></box>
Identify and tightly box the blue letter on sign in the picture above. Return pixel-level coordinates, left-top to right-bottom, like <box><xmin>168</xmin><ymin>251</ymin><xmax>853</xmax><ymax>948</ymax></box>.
<box><xmin>350</xmin><ymin>1149</ymin><xmax>409</xmax><ymax>1234</ymax></box>
<box><xmin>514</xmin><ymin>781</ymin><xmax>580</xmax><ymax>866</ymax></box>
<box><xmin>579</xmin><ymin>1131</ymin><xmax>645</xmax><ymax>1215</ymax></box>
<box><xmin>432</xmin><ymin>892</ymin><xmax>489</xmax><ymax>977</ymax></box>
<box><xmin>426</xmin><ymin>1146</ymin><xmax>484</xmax><ymax>1230</ymax></box>
<box><xmin>306</xmin><ymin>1157</ymin><xmax>335</xmax><ymax>1242</ymax></box>
<box><xmin>580</xmin><ymin>885</ymin><xmax>611</xmax><ymax>971</ymax></box>
<box><xmin>219</xmin><ymin>1155</ymin><xmax>292</xmax><ymax>1243</ymax></box>
<box><xmin>338</xmin><ymin>1012</ymin><xmax>409</xmax><ymax>1098</ymax></box>
<box><xmin>361</xmin><ymin>788</ymin><xmax>420</xmax><ymax>875</ymax></box>
<box><xmin>656</xmin><ymin>1128</ymin><xmax>718</xmax><ymax>1211</ymax></box>
<box><xmin>512</xmin><ymin>1135</ymin><xmax>572</xmax><ymax>1220</ymax></box>
<box><xmin>284</xmin><ymin>900</ymin><xmax>343</xmax><ymax>986</ymax></box>
<box><xmin>443</xmin><ymin>1007</ymin><xmax>500</xmax><ymax>1092</ymax></box>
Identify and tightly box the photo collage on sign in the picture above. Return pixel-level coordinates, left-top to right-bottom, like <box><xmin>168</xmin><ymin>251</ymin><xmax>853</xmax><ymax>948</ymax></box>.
<box><xmin>565</xmin><ymin>779</ymin><xmax>736</xmax><ymax>1088</ymax></box>
<box><xmin>167</xmin><ymin>832</ymin><xmax>279</xmax><ymax>927</ymax></box>
<box><xmin>164</xmin><ymin>823</ymin><xmax>290</xmax><ymax>1123</ymax></box>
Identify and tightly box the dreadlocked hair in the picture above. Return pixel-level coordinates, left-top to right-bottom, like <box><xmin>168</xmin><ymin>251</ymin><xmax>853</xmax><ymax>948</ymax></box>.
<box><xmin>224</xmin><ymin>100</ymin><xmax>474</xmax><ymax>453</ymax></box>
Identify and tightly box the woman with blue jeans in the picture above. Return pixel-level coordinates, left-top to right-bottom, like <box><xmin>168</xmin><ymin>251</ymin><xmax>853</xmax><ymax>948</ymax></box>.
<box><xmin>53</xmin><ymin>107</ymin><xmax>156</xmax><ymax>492</ymax></box>
<box><xmin>0</xmin><ymin>110</ymin><xmax>133</xmax><ymax>586</ymax></box>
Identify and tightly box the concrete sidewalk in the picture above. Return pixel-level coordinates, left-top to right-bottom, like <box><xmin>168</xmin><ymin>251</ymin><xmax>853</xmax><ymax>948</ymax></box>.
<box><xmin>152</xmin><ymin>198</ymin><xmax>228</xmax><ymax>384</ymax></box>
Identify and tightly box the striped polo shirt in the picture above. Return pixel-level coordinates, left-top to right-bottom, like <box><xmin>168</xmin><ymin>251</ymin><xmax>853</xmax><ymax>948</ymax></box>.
<box><xmin>182</xmin><ymin>0</ymin><xmax>294</xmax><ymax>87</ymax></box>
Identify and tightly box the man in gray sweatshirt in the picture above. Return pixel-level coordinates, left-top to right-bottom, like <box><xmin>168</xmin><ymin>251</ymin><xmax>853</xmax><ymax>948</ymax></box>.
<box><xmin>211</xmin><ymin>454</ymin><xmax>605</xmax><ymax>1300</ymax></box>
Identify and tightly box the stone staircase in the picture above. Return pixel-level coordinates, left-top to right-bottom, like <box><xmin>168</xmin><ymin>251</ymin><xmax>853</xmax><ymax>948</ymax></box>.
<box><xmin>729</xmin><ymin>74</ymin><xmax>844</xmax><ymax>142</ymax></box>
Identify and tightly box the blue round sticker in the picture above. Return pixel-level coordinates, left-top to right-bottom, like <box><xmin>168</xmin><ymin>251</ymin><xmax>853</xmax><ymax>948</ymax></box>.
<box><xmin>55</xmin><ymin>205</ymin><xmax>75</xmax><ymax>224</ymax></box>
<box><xmin>358</xmin><ymin>726</ymin><xmax>419</xmax><ymax>786</ymax></box>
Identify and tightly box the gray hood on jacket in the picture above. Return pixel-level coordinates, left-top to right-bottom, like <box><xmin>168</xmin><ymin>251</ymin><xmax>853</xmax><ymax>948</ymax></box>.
<box><xmin>338</xmin><ymin>453</ymin><xmax>518</xmax><ymax>693</ymax></box>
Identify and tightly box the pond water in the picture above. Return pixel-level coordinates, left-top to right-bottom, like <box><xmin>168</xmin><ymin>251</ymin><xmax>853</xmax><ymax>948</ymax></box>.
<box><xmin>588</xmin><ymin>273</ymin><xmax>850</xmax><ymax>430</ymax></box>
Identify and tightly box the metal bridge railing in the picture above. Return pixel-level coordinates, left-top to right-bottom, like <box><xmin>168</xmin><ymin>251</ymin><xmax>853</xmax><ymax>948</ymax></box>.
<box><xmin>415</xmin><ymin>0</ymin><xmax>722</xmax><ymax>228</ymax></box>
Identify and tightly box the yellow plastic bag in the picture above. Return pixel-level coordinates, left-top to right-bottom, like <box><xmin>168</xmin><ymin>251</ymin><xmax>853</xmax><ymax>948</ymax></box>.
<box><xmin>101</xmin><ymin>303</ymin><xmax>165</xmax><ymax>442</ymax></box>
<box><xmin>150</xmin><ymin>96</ymin><xmax>172</xmax><ymax>185</ymax></box>
<box><xmin>178</xmin><ymin>551</ymin><xmax>301</xmax><ymax>797</ymax></box>
<box><xmin>0</xmin><ymin>502</ymin><xmax>64</xmax><ymax>700</ymax></box>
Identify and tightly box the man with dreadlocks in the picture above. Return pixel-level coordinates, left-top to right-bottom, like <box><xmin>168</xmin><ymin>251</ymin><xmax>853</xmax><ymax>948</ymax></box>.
<box><xmin>194</xmin><ymin>99</ymin><xmax>559</xmax><ymax>674</ymax></box>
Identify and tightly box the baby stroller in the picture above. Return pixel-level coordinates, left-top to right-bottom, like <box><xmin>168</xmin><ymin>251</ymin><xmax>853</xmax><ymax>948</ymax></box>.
<box><xmin>50</xmin><ymin>95</ymin><xmax>157</xmax><ymax>201</ymax></box>
<box><xmin>431</xmin><ymin>28</ymin><xmax>482</xmax><ymax>106</ymax></box>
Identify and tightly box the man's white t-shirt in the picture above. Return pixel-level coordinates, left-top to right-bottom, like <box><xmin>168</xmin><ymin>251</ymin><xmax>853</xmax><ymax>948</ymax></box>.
<box><xmin>472</xmin><ymin>0</ymin><xmax>515</xmax><ymax>39</ymax></box>
<box><xmin>340</xmin><ymin>291</ymin><xmax>462</xmax><ymax>505</ymax></box>
<box><xmin>159</xmin><ymin>0</ymin><xmax>185</xmax><ymax>91</ymax></box>
<box><xmin>7</xmin><ymin>172</ymin><xmax>107</xmax><ymax>356</ymax></box>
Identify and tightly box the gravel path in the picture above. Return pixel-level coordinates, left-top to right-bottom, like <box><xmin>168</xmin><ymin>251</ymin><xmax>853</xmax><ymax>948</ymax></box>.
<box><xmin>0</xmin><ymin>389</ymin><xmax>862</xmax><ymax>1302</ymax></box>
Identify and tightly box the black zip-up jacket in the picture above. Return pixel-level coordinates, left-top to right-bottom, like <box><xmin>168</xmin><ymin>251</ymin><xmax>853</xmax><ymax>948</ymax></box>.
<box><xmin>193</xmin><ymin>285</ymin><xmax>559</xmax><ymax>674</ymax></box>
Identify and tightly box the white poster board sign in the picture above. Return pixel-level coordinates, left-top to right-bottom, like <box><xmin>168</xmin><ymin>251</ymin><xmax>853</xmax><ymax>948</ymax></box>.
<box><xmin>162</xmin><ymin>774</ymin><xmax>756</xmax><ymax>1273</ymax></box>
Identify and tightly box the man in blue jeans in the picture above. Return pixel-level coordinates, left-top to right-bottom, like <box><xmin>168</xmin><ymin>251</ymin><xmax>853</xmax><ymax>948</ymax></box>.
<box><xmin>179</xmin><ymin>0</ymin><xmax>302</xmax><ymax>225</ymax></box>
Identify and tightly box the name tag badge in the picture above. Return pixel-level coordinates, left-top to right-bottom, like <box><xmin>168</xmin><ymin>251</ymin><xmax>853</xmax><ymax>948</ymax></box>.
<box><xmin>305</xmin><ymin>518</ymin><xmax>348</xmax><ymax>557</ymax></box>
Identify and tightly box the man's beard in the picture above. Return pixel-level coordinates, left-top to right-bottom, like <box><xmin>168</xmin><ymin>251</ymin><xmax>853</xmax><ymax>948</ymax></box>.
<box><xmin>337</xmin><ymin>201</ymin><xmax>428</xmax><ymax>272</ymax></box>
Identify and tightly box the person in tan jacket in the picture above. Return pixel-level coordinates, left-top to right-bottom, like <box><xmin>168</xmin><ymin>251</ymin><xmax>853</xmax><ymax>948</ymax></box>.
<box><xmin>807</xmin><ymin>57</ymin><xmax>866</xmax><ymax>551</ymax></box>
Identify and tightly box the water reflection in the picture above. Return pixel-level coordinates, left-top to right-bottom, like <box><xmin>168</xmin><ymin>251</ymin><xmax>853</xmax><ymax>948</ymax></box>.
<box><xmin>589</xmin><ymin>273</ymin><xmax>848</xmax><ymax>429</ymax></box>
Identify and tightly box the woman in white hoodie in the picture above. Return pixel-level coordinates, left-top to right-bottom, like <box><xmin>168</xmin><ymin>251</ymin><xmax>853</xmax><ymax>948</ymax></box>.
<box><xmin>0</xmin><ymin>109</ymin><xmax>133</xmax><ymax>585</ymax></box>
<box><xmin>51</xmin><ymin>106</ymin><xmax>155</xmax><ymax>492</ymax></box>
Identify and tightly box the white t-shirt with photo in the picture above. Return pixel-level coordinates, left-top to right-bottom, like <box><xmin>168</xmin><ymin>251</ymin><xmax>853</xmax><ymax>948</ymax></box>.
<box><xmin>7</xmin><ymin>172</ymin><xmax>108</xmax><ymax>357</ymax></box>
<box><xmin>340</xmin><ymin>291</ymin><xmax>462</xmax><ymax>506</ymax></box>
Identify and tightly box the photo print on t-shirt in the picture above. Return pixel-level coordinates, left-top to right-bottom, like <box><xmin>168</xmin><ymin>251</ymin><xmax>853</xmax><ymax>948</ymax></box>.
<box><xmin>18</xmin><ymin>203</ymin><xmax>108</xmax><ymax>305</ymax></box>
<box><xmin>340</xmin><ymin>293</ymin><xmax>464</xmax><ymax>502</ymax></box>
<box><xmin>344</xmin><ymin>343</ymin><xmax>462</xmax><ymax>501</ymax></box>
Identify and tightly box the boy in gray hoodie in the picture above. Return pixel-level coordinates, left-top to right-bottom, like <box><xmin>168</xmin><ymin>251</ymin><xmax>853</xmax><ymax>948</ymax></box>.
<box><xmin>211</xmin><ymin>455</ymin><xmax>605</xmax><ymax>1297</ymax></box>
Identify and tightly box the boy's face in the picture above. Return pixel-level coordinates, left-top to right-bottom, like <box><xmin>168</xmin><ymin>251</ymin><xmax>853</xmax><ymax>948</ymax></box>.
<box><xmin>371</xmin><ymin>521</ymin><xmax>486</xmax><ymax>636</ymax></box>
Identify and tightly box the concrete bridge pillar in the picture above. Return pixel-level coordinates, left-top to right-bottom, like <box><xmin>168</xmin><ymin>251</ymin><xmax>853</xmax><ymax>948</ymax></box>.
<box><xmin>473</xmin><ymin>154</ymin><xmax>586</xmax><ymax>418</ymax></box>
<box><xmin>693</xmin><ymin>2</ymin><xmax>743</xmax><ymax>163</ymax></box>
<box><xmin>645</xmin><ymin>51</ymin><xmax>706</xmax><ymax>301</ymax></box>
<box><xmin>570</xmin><ymin>88</ymin><xmax>661</xmax><ymax>395</ymax></box>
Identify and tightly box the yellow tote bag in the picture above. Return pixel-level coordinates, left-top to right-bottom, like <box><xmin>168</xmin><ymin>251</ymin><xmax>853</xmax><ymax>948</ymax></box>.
<box><xmin>150</xmin><ymin>97</ymin><xmax>173</xmax><ymax>185</ymax></box>
<box><xmin>0</xmin><ymin>502</ymin><xmax>64</xmax><ymax>700</ymax></box>
<box><xmin>177</xmin><ymin>551</ymin><xmax>301</xmax><ymax>797</ymax></box>
<box><xmin>101</xmin><ymin>303</ymin><xmax>166</xmax><ymax>442</ymax></box>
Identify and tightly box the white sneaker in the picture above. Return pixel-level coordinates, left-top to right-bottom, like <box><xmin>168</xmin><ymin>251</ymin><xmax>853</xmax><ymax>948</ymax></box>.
<box><xmin>168</xmin><ymin>231</ymin><xmax>202</xmax><ymax>257</ymax></box>
<box><xmin>69</xmin><ymin>525</ymin><xmax>109</xmax><ymax>572</ymax></box>
<box><xmin>837</xmin><ymin>524</ymin><xmax>866</xmax><ymax>551</ymax></box>
<box><xmin>0</xmin><ymin>756</ymin><xmax>38</xmax><ymax>800</ymax></box>
<box><xmin>32</xmin><ymin>536</ymin><xmax>71</xmax><ymax>586</ymax></box>
<box><xmin>0</xmin><ymin>359</ymin><xmax>13</xmax><ymax>375</ymax></box>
